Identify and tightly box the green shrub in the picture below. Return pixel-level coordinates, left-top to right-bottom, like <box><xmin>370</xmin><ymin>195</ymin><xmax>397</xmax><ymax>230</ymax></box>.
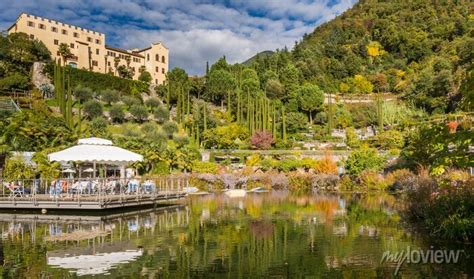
<box><xmin>129</xmin><ymin>104</ymin><xmax>149</xmax><ymax>122</ymax></box>
<box><xmin>202</xmin><ymin>124</ymin><xmax>250</xmax><ymax>149</ymax></box>
<box><xmin>3</xmin><ymin>155</ymin><xmax>35</xmax><ymax>179</ymax></box>
<box><xmin>154</xmin><ymin>104</ymin><xmax>170</xmax><ymax>123</ymax></box>
<box><xmin>83</xmin><ymin>99</ymin><xmax>103</xmax><ymax>119</ymax></box>
<box><xmin>345</xmin><ymin>127</ymin><xmax>360</xmax><ymax>148</ymax></box>
<box><xmin>191</xmin><ymin>161</ymin><xmax>219</xmax><ymax>174</ymax></box>
<box><xmin>150</xmin><ymin>161</ymin><xmax>170</xmax><ymax>175</ymax></box>
<box><xmin>373</xmin><ymin>129</ymin><xmax>404</xmax><ymax>149</ymax></box>
<box><xmin>358</xmin><ymin>170</ymin><xmax>388</xmax><ymax>191</ymax></box>
<box><xmin>260</xmin><ymin>158</ymin><xmax>277</xmax><ymax>171</ymax></box>
<box><xmin>288</xmin><ymin>173</ymin><xmax>313</xmax><ymax>194</ymax></box>
<box><xmin>109</xmin><ymin>104</ymin><xmax>125</xmax><ymax>123</ymax></box>
<box><xmin>286</xmin><ymin>112</ymin><xmax>308</xmax><ymax>133</ymax></box>
<box><xmin>90</xmin><ymin>117</ymin><xmax>108</xmax><ymax>135</ymax></box>
<box><xmin>145</xmin><ymin>97</ymin><xmax>161</xmax><ymax>109</ymax></box>
<box><xmin>385</xmin><ymin>168</ymin><xmax>415</xmax><ymax>191</ymax></box>
<box><xmin>162</xmin><ymin>121</ymin><xmax>179</xmax><ymax>137</ymax></box>
<box><xmin>275</xmin><ymin>158</ymin><xmax>301</xmax><ymax>172</ymax></box>
<box><xmin>120</xmin><ymin>123</ymin><xmax>142</xmax><ymax>137</ymax></box>
<box><xmin>173</xmin><ymin>133</ymin><xmax>189</xmax><ymax>146</ymax></box>
<box><xmin>0</xmin><ymin>73</ymin><xmax>29</xmax><ymax>90</ymax></box>
<box><xmin>245</xmin><ymin>154</ymin><xmax>262</xmax><ymax>167</ymax></box>
<box><xmin>338</xmin><ymin>175</ymin><xmax>357</xmax><ymax>191</ymax></box>
<box><xmin>74</xmin><ymin>85</ymin><xmax>93</xmax><ymax>103</ymax></box>
<box><xmin>122</xmin><ymin>96</ymin><xmax>141</xmax><ymax>108</ymax></box>
<box><xmin>138</xmin><ymin>71</ymin><xmax>152</xmax><ymax>83</ymax></box>
<box><xmin>47</xmin><ymin>65</ymin><xmax>149</xmax><ymax>95</ymax></box>
<box><xmin>100</xmin><ymin>89</ymin><xmax>120</xmax><ymax>105</ymax></box>
<box><xmin>345</xmin><ymin>145</ymin><xmax>385</xmax><ymax>176</ymax></box>
<box><xmin>141</xmin><ymin>122</ymin><xmax>159</xmax><ymax>135</ymax></box>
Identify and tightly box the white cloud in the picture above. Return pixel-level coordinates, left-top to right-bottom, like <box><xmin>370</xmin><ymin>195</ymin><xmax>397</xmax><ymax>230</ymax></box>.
<box><xmin>0</xmin><ymin>0</ymin><xmax>357</xmax><ymax>75</ymax></box>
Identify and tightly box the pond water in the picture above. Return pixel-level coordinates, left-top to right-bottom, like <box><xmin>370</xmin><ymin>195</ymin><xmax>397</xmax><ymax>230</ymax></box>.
<box><xmin>0</xmin><ymin>192</ymin><xmax>471</xmax><ymax>278</ymax></box>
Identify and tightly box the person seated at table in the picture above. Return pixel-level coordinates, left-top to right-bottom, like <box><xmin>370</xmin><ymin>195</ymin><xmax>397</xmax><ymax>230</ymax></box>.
<box><xmin>143</xmin><ymin>179</ymin><xmax>155</xmax><ymax>193</ymax></box>
<box><xmin>127</xmin><ymin>178</ymin><xmax>140</xmax><ymax>194</ymax></box>
<box><xmin>49</xmin><ymin>180</ymin><xmax>62</xmax><ymax>197</ymax></box>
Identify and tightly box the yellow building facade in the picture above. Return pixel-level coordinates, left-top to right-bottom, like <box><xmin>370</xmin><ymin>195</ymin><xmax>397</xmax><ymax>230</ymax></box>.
<box><xmin>7</xmin><ymin>13</ymin><xmax>168</xmax><ymax>85</ymax></box>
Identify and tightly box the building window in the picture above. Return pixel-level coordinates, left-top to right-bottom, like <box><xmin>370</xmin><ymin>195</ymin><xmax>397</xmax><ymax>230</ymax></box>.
<box><xmin>147</xmin><ymin>54</ymin><xmax>149</xmax><ymax>61</ymax></box>
<box><xmin>73</xmin><ymin>32</ymin><xmax>79</xmax><ymax>38</ymax></box>
<box><xmin>27</xmin><ymin>21</ymin><xmax>35</xmax><ymax>27</ymax></box>
<box><xmin>54</xmin><ymin>39</ymin><xmax>59</xmax><ymax>45</ymax></box>
<box><xmin>38</xmin><ymin>23</ymin><xmax>46</xmax><ymax>30</ymax></box>
<box><xmin>107</xmin><ymin>61</ymin><xmax>111</xmax><ymax>66</ymax></box>
<box><xmin>87</xmin><ymin>37</ymin><xmax>92</xmax><ymax>42</ymax></box>
<box><xmin>92</xmin><ymin>60</ymin><xmax>98</xmax><ymax>66</ymax></box>
<box><xmin>69</xmin><ymin>62</ymin><xmax>77</xmax><ymax>68</ymax></box>
<box><xmin>61</xmin><ymin>29</ymin><xmax>67</xmax><ymax>35</ymax></box>
<box><xmin>96</xmin><ymin>49</ymin><xmax>99</xmax><ymax>55</ymax></box>
<box><xmin>155</xmin><ymin>67</ymin><xmax>159</xmax><ymax>72</ymax></box>
<box><xmin>155</xmin><ymin>54</ymin><xmax>159</xmax><ymax>61</ymax></box>
<box><xmin>29</xmin><ymin>34</ymin><xmax>34</xmax><ymax>39</ymax></box>
<box><xmin>95</xmin><ymin>39</ymin><xmax>100</xmax><ymax>44</ymax></box>
<box><xmin>162</xmin><ymin>68</ymin><xmax>165</xmax><ymax>74</ymax></box>
<box><xmin>155</xmin><ymin>79</ymin><xmax>158</xmax><ymax>84</ymax></box>
<box><xmin>70</xmin><ymin>43</ymin><xmax>75</xmax><ymax>48</ymax></box>
<box><xmin>162</xmin><ymin>56</ymin><xmax>166</xmax><ymax>63</ymax></box>
<box><xmin>51</xmin><ymin>26</ymin><xmax>58</xmax><ymax>32</ymax></box>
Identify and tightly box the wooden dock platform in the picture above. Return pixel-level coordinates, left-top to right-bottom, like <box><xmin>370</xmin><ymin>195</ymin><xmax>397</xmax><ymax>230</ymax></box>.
<box><xmin>0</xmin><ymin>192</ymin><xmax>187</xmax><ymax>210</ymax></box>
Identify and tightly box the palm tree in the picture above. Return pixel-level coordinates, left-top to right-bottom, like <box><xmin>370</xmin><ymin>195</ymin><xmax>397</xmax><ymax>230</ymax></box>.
<box><xmin>113</xmin><ymin>57</ymin><xmax>120</xmax><ymax>76</ymax></box>
<box><xmin>125</xmin><ymin>56</ymin><xmax>131</xmax><ymax>68</ymax></box>
<box><xmin>58</xmin><ymin>43</ymin><xmax>72</xmax><ymax>66</ymax></box>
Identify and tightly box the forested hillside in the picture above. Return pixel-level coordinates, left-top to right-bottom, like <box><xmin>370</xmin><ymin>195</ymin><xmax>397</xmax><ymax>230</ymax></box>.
<box><xmin>248</xmin><ymin>0</ymin><xmax>473</xmax><ymax>113</ymax></box>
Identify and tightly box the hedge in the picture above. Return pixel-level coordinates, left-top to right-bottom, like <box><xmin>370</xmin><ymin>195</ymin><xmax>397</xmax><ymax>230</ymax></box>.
<box><xmin>44</xmin><ymin>63</ymin><xmax>149</xmax><ymax>95</ymax></box>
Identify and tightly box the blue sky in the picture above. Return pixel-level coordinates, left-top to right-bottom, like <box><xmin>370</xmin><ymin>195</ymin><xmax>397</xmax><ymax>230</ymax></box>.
<box><xmin>0</xmin><ymin>0</ymin><xmax>357</xmax><ymax>75</ymax></box>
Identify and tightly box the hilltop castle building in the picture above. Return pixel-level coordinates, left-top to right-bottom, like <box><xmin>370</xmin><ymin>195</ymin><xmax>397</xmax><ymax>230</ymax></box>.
<box><xmin>7</xmin><ymin>13</ymin><xmax>168</xmax><ymax>85</ymax></box>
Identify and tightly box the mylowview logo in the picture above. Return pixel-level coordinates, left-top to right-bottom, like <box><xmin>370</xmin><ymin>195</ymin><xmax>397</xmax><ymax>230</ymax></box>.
<box><xmin>380</xmin><ymin>246</ymin><xmax>466</xmax><ymax>275</ymax></box>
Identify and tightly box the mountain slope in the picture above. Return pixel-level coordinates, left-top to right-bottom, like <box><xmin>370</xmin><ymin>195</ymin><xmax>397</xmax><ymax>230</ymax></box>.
<box><xmin>242</xmin><ymin>51</ymin><xmax>274</xmax><ymax>66</ymax></box>
<box><xmin>251</xmin><ymin>0</ymin><xmax>473</xmax><ymax>113</ymax></box>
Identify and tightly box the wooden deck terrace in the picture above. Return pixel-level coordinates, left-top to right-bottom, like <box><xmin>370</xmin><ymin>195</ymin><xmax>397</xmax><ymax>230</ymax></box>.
<box><xmin>0</xmin><ymin>192</ymin><xmax>187</xmax><ymax>210</ymax></box>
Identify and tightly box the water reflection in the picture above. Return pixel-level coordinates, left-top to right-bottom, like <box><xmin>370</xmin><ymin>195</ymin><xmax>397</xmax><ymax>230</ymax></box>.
<box><xmin>0</xmin><ymin>192</ymin><xmax>471</xmax><ymax>278</ymax></box>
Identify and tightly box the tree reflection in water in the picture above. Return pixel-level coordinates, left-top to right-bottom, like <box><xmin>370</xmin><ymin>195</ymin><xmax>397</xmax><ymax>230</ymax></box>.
<box><xmin>0</xmin><ymin>192</ymin><xmax>471</xmax><ymax>278</ymax></box>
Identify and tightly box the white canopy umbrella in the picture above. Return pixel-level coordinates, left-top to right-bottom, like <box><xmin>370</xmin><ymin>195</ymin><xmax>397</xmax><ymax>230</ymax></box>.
<box><xmin>48</xmin><ymin>137</ymin><xmax>143</xmax><ymax>178</ymax></box>
<box><xmin>62</xmin><ymin>168</ymin><xmax>76</xmax><ymax>178</ymax></box>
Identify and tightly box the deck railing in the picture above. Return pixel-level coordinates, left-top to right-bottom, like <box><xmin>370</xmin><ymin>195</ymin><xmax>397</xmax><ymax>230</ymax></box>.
<box><xmin>0</xmin><ymin>176</ymin><xmax>190</xmax><ymax>203</ymax></box>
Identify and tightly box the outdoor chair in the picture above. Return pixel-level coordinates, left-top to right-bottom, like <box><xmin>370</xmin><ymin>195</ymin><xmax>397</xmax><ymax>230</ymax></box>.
<box><xmin>3</xmin><ymin>182</ymin><xmax>24</xmax><ymax>197</ymax></box>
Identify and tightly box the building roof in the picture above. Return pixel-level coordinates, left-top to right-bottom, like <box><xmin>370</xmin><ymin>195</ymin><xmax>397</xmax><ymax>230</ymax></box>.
<box><xmin>136</xmin><ymin>42</ymin><xmax>169</xmax><ymax>53</ymax></box>
<box><xmin>8</xmin><ymin>12</ymin><xmax>104</xmax><ymax>36</ymax></box>
<box><xmin>48</xmin><ymin>138</ymin><xmax>143</xmax><ymax>165</ymax></box>
<box><xmin>105</xmin><ymin>45</ymin><xmax>145</xmax><ymax>58</ymax></box>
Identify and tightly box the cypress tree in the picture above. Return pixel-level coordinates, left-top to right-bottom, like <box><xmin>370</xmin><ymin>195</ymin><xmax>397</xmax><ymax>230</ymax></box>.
<box><xmin>203</xmin><ymin>104</ymin><xmax>207</xmax><ymax>131</ymax></box>
<box><xmin>272</xmin><ymin>103</ymin><xmax>277</xmax><ymax>139</ymax></box>
<box><xmin>282</xmin><ymin>105</ymin><xmax>287</xmax><ymax>143</ymax></box>
<box><xmin>327</xmin><ymin>92</ymin><xmax>334</xmax><ymax>135</ymax></box>
<box><xmin>196</xmin><ymin>124</ymin><xmax>200</xmax><ymax>146</ymax></box>
<box><xmin>167</xmin><ymin>81</ymin><xmax>171</xmax><ymax>109</ymax></box>
<box><xmin>236</xmin><ymin>89</ymin><xmax>240</xmax><ymax>123</ymax></box>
